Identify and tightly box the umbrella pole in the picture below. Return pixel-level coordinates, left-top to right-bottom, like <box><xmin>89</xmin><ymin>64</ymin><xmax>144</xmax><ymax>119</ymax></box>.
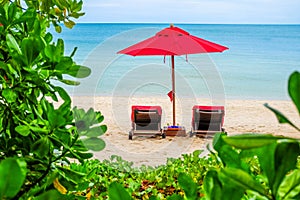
<box><xmin>171</xmin><ymin>55</ymin><xmax>176</xmax><ymax>126</ymax></box>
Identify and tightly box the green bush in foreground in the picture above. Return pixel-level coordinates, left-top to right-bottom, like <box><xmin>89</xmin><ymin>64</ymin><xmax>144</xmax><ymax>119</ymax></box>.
<box><xmin>206</xmin><ymin>133</ymin><xmax>300</xmax><ymax>200</ymax></box>
<box><xmin>204</xmin><ymin>71</ymin><xmax>300</xmax><ymax>200</ymax></box>
<box><xmin>63</xmin><ymin>151</ymin><xmax>220</xmax><ymax>199</ymax></box>
<box><xmin>0</xmin><ymin>1</ymin><xmax>106</xmax><ymax>199</ymax></box>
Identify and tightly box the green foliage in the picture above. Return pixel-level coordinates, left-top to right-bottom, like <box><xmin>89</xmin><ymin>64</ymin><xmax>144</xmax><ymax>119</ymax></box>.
<box><xmin>205</xmin><ymin>133</ymin><xmax>300</xmax><ymax>200</ymax></box>
<box><xmin>277</xmin><ymin>169</ymin><xmax>300</xmax><ymax>199</ymax></box>
<box><xmin>0</xmin><ymin>0</ymin><xmax>85</xmax><ymax>32</ymax></box>
<box><xmin>0</xmin><ymin>0</ymin><xmax>106</xmax><ymax>199</ymax></box>
<box><xmin>68</xmin><ymin>140</ymin><xmax>295</xmax><ymax>200</ymax></box>
<box><xmin>204</xmin><ymin>71</ymin><xmax>300</xmax><ymax>200</ymax></box>
<box><xmin>64</xmin><ymin>151</ymin><xmax>220</xmax><ymax>199</ymax></box>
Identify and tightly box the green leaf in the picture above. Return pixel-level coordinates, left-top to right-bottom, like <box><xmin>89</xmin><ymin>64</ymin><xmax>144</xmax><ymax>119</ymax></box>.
<box><xmin>57</xmin><ymin>166</ymin><xmax>86</xmax><ymax>184</ymax></box>
<box><xmin>108</xmin><ymin>182</ymin><xmax>132</xmax><ymax>200</ymax></box>
<box><xmin>178</xmin><ymin>172</ymin><xmax>198</xmax><ymax>200</ymax></box>
<box><xmin>73</xmin><ymin>139</ymin><xmax>89</xmax><ymax>151</ymax></box>
<box><xmin>21</xmin><ymin>37</ymin><xmax>44</xmax><ymax>66</ymax></box>
<box><xmin>222</xmin><ymin>134</ymin><xmax>280</xmax><ymax>149</ymax></box>
<box><xmin>54</xmin><ymin>24</ymin><xmax>62</xmax><ymax>33</ymax></box>
<box><xmin>73</xmin><ymin>107</ymin><xmax>85</xmax><ymax>121</ymax></box>
<box><xmin>66</xmin><ymin>65</ymin><xmax>91</xmax><ymax>78</ymax></box>
<box><xmin>64</xmin><ymin>19</ymin><xmax>75</xmax><ymax>29</ymax></box>
<box><xmin>253</xmin><ymin>142</ymin><xmax>277</xmax><ymax>191</ymax></box>
<box><xmin>97</xmin><ymin>115</ymin><xmax>104</xmax><ymax>123</ymax></box>
<box><xmin>29</xmin><ymin>126</ymin><xmax>49</xmax><ymax>134</ymax></box>
<box><xmin>81</xmin><ymin>137</ymin><xmax>105</xmax><ymax>151</ymax></box>
<box><xmin>2</xmin><ymin>89</ymin><xmax>17</xmax><ymax>103</ymax></box>
<box><xmin>288</xmin><ymin>71</ymin><xmax>300</xmax><ymax>115</ymax></box>
<box><xmin>85</xmin><ymin>125</ymin><xmax>107</xmax><ymax>137</ymax></box>
<box><xmin>35</xmin><ymin>189</ymin><xmax>63</xmax><ymax>200</ymax></box>
<box><xmin>6</xmin><ymin>34</ymin><xmax>22</xmax><ymax>54</ymax></box>
<box><xmin>219</xmin><ymin>168</ymin><xmax>266</xmax><ymax>197</ymax></box>
<box><xmin>44</xmin><ymin>32</ymin><xmax>53</xmax><ymax>43</ymax></box>
<box><xmin>15</xmin><ymin>125</ymin><xmax>31</xmax><ymax>136</ymax></box>
<box><xmin>278</xmin><ymin>169</ymin><xmax>300</xmax><ymax>199</ymax></box>
<box><xmin>273</xmin><ymin>141</ymin><xmax>300</xmax><ymax>195</ymax></box>
<box><xmin>0</xmin><ymin>158</ymin><xmax>27</xmax><ymax>199</ymax></box>
<box><xmin>218</xmin><ymin>145</ymin><xmax>242</xmax><ymax>169</ymax></box>
<box><xmin>59</xmin><ymin>79</ymin><xmax>80</xmax><ymax>86</ymax></box>
<box><xmin>75</xmin><ymin>120</ymin><xmax>88</xmax><ymax>132</ymax></box>
<box><xmin>71</xmin><ymin>0</ymin><xmax>83</xmax><ymax>11</ymax></box>
<box><xmin>85</xmin><ymin>108</ymin><xmax>99</xmax><ymax>124</ymax></box>
<box><xmin>47</xmin><ymin>107</ymin><xmax>67</xmax><ymax>129</ymax></box>
<box><xmin>264</xmin><ymin>103</ymin><xmax>300</xmax><ymax>131</ymax></box>
<box><xmin>8</xmin><ymin>3</ymin><xmax>17</xmax><ymax>22</ymax></box>
<box><xmin>56</xmin><ymin>38</ymin><xmax>64</xmax><ymax>56</ymax></box>
<box><xmin>44</xmin><ymin>44</ymin><xmax>58</xmax><ymax>62</ymax></box>
<box><xmin>53</xmin><ymin>130</ymin><xmax>72</xmax><ymax>146</ymax></box>
<box><xmin>32</xmin><ymin>137</ymin><xmax>51</xmax><ymax>158</ymax></box>
<box><xmin>65</xmin><ymin>151</ymin><xmax>83</xmax><ymax>162</ymax></box>
<box><xmin>212</xmin><ymin>132</ymin><xmax>227</xmax><ymax>152</ymax></box>
<box><xmin>33</xmin><ymin>17</ymin><xmax>42</xmax><ymax>35</ymax></box>
<box><xmin>86</xmin><ymin>168</ymin><xmax>97</xmax><ymax>179</ymax></box>
<box><xmin>192</xmin><ymin>149</ymin><xmax>203</xmax><ymax>158</ymax></box>
<box><xmin>12</xmin><ymin>8</ymin><xmax>36</xmax><ymax>25</ymax></box>
<box><xmin>55</xmin><ymin>86</ymin><xmax>71</xmax><ymax>104</ymax></box>
<box><xmin>74</xmin><ymin>151</ymin><xmax>93</xmax><ymax>160</ymax></box>
<box><xmin>204</xmin><ymin>170</ymin><xmax>223</xmax><ymax>200</ymax></box>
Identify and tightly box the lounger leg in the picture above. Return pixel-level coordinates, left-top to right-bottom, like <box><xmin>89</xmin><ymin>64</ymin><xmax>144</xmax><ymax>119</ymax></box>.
<box><xmin>189</xmin><ymin>130</ymin><xmax>195</xmax><ymax>137</ymax></box>
<box><xmin>129</xmin><ymin>131</ymin><xmax>133</xmax><ymax>140</ymax></box>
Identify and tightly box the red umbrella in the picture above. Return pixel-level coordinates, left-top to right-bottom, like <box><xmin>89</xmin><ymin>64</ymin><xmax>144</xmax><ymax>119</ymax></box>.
<box><xmin>118</xmin><ymin>24</ymin><xmax>228</xmax><ymax>126</ymax></box>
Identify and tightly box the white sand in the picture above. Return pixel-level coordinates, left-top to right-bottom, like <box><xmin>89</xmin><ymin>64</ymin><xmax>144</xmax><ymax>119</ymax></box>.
<box><xmin>70</xmin><ymin>96</ymin><xmax>300</xmax><ymax>167</ymax></box>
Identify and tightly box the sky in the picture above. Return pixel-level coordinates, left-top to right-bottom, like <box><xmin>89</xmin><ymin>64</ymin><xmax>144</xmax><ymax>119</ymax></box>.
<box><xmin>78</xmin><ymin>0</ymin><xmax>300</xmax><ymax>24</ymax></box>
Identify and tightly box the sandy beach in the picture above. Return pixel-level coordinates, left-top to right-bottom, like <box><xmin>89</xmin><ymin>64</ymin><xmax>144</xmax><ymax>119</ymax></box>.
<box><xmin>70</xmin><ymin>96</ymin><xmax>300</xmax><ymax>167</ymax></box>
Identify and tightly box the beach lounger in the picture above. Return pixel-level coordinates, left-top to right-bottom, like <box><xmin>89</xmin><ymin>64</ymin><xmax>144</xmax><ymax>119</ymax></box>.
<box><xmin>191</xmin><ymin>105</ymin><xmax>225</xmax><ymax>137</ymax></box>
<box><xmin>129</xmin><ymin>105</ymin><xmax>165</xmax><ymax>140</ymax></box>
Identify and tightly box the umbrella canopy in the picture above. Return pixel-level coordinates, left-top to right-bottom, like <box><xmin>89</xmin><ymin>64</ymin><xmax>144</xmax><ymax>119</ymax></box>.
<box><xmin>118</xmin><ymin>25</ymin><xmax>228</xmax><ymax>126</ymax></box>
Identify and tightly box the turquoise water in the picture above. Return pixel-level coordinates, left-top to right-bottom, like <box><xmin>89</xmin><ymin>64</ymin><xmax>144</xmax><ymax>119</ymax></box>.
<box><xmin>52</xmin><ymin>24</ymin><xmax>300</xmax><ymax>100</ymax></box>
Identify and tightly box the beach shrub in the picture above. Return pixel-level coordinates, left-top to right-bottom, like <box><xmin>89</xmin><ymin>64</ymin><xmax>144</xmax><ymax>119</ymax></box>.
<box><xmin>0</xmin><ymin>0</ymin><xmax>106</xmax><ymax>199</ymax></box>
<box><xmin>204</xmin><ymin>71</ymin><xmax>300</xmax><ymax>200</ymax></box>
<box><xmin>61</xmin><ymin>151</ymin><xmax>219</xmax><ymax>199</ymax></box>
<box><xmin>204</xmin><ymin>133</ymin><xmax>300</xmax><ymax>200</ymax></box>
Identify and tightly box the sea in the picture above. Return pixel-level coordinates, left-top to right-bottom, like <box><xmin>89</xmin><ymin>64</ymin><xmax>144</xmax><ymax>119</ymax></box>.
<box><xmin>51</xmin><ymin>23</ymin><xmax>300</xmax><ymax>101</ymax></box>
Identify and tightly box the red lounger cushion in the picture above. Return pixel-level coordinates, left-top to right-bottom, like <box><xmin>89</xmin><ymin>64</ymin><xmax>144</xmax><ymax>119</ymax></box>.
<box><xmin>131</xmin><ymin>105</ymin><xmax>162</xmax><ymax>122</ymax></box>
<box><xmin>192</xmin><ymin>105</ymin><xmax>225</xmax><ymax>127</ymax></box>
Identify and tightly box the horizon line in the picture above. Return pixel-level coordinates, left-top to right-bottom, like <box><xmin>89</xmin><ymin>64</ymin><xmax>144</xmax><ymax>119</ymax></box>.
<box><xmin>74</xmin><ymin>22</ymin><xmax>300</xmax><ymax>25</ymax></box>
